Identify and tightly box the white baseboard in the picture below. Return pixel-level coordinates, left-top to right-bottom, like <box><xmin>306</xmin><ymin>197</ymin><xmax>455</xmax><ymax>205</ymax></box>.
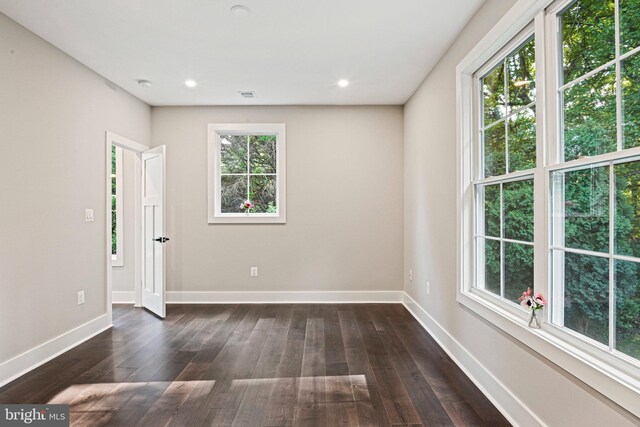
<box><xmin>112</xmin><ymin>291</ymin><xmax>135</xmax><ymax>304</ymax></box>
<box><xmin>166</xmin><ymin>290</ymin><xmax>403</xmax><ymax>304</ymax></box>
<box><xmin>402</xmin><ymin>292</ymin><xmax>546</xmax><ymax>427</ymax></box>
<box><xmin>0</xmin><ymin>314</ymin><xmax>112</xmax><ymax>389</ymax></box>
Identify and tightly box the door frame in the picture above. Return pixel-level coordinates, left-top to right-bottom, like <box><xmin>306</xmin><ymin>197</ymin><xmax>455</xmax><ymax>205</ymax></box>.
<box><xmin>105</xmin><ymin>132</ymin><xmax>149</xmax><ymax>324</ymax></box>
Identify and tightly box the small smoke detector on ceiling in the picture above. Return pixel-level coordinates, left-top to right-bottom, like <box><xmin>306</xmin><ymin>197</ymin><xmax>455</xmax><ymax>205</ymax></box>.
<box><xmin>137</xmin><ymin>79</ymin><xmax>152</xmax><ymax>87</ymax></box>
<box><xmin>239</xmin><ymin>91</ymin><xmax>256</xmax><ymax>98</ymax></box>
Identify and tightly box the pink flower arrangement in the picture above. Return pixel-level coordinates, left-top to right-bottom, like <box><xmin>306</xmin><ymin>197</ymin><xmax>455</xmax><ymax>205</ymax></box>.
<box><xmin>241</xmin><ymin>200</ymin><xmax>253</xmax><ymax>210</ymax></box>
<box><xmin>519</xmin><ymin>287</ymin><xmax>547</xmax><ymax>311</ymax></box>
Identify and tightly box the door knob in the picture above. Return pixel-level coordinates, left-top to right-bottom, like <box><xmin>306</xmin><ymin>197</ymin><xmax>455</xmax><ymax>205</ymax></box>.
<box><xmin>154</xmin><ymin>237</ymin><xmax>170</xmax><ymax>243</ymax></box>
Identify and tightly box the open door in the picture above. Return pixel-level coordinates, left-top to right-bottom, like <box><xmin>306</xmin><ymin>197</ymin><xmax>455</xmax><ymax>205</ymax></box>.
<box><xmin>141</xmin><ymin>145</ymin><xmax>167</xmax><ymax>318</ymax></box>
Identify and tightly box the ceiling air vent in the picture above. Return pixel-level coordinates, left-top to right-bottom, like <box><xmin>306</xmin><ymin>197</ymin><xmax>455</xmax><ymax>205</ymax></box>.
<box><xmin>238</xmin><ymin>91</ymin><xmax>256</xmax><ymax>98</ymax></box>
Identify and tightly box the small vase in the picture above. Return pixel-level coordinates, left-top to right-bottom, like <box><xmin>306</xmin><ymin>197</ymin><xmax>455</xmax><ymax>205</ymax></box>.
<box><xmin>528</xmin><ymin>309</ymin><xmax>542</xmax><ymax>329</ymax></box>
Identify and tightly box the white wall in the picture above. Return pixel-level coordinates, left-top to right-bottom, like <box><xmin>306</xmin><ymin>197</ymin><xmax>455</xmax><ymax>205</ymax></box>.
<box><xmin>0</xmin><ymin>13</ymin><xmax>150</xmax><ymax>364</ymax></box>
<box><xmin>151</xmin><ymin>106</ymin><xmax>403</xmax><ymax>295</ymax></box>
<box><xmin>403</xmin><ymin>1</ymin><xmax>639</xmax><ymax>426</ymax></box>
<box><xmin>112</xmin><ymin>148</ymin><xmax>137</xmax><ymax>294</ymax></box>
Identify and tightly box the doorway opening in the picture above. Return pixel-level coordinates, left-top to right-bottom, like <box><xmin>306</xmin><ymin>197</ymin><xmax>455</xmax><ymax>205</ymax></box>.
<box><xmin>105</xmin><ymin>132</ymin><xmax>167</xmax><ymax>323</ymax></box>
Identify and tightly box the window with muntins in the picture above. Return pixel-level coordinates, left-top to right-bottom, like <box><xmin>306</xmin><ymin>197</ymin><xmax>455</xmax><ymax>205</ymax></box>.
<box><xmin>474</xmin><ymin>34</ymin><xmax>537</xmax><ymax>306</ymax></box>
<box><xmin>208</xmin><ymin>123</ymin><xmax>286</xmax><ymax>224</ymax></box>
<box><xmin>549</xmin><ymin>0</ymin><xmax>640</xmax><ymax>363</ymax></box>
<box><xmin>458</xmin><ymin>0</ymin><xmax>640</xmax><ymax>415</ymax></box>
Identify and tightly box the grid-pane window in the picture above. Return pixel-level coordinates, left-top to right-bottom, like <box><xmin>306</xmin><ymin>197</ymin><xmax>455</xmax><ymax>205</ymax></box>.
<box><xmin>220</xmin><ymin>134</ymin><xmax>277</xmax><ymax>214</ymax></box>
<box><xmin>209</xmin><ymin>124</ymin><xmax>286</xmax><ymax>224</ymax></box>
<box><xmin>475</xmin><ymin>34</ymin><xmax>537</xmax><ymax>305</ymax></box>
<box><xmin>482</xmin><ymin>36</ymin><xmax>536</xmax><ymax>177</ymax></box>
<box><xmin>551</xmin><ymin>0</ymin><xmax>640</xmax><ymax>361</ymax></box>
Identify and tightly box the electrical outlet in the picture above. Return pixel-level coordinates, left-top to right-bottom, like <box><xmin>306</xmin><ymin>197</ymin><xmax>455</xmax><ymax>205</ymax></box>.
<box><xmin>85</xmin><ymin>209</ymin><xmax>94</xmax><ymax>222</ymax></box>
<box><xmin>77</xmin><ymin>290</ymin><xmax>85</xmax><ymax>305</ymax></box>
<box><xmin>426</xmin><ymin>281</ymin><xmax>431</xmax><ymax>295</ymax></box>
<box><xmin>409</xmin><ymin>269</ymin><xmax>413</xmax><ymax>281</ymax></box>
<box><xmin>250</xmin><ymin>266</ymin><xmax>258</xmax><ymax>277</ymax></box>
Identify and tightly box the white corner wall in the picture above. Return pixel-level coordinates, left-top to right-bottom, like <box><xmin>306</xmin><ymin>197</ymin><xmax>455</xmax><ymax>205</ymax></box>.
<box><xmin>151</xmin><ymin>106</ymin><xmax>404</xmax><ymax>296</ymax></box>
<box><xmin>403</xmin><ymin>1</ymin><xmax>639</xmax><ymax>426</ymax></box>
<box><xmin>0</xmin><ymin>12</ymin><xmax>150</xmax><ymax>370</ymax></box>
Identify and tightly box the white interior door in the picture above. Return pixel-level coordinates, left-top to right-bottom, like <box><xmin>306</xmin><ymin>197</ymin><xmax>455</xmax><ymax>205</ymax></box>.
<box><xmin>141</xmin><ymin>145</ymin><xmax>167</xmax><ymax>318</ymax></box>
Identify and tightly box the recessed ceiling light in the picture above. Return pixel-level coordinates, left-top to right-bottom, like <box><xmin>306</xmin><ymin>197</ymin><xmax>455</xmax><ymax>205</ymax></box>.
<box><xmin>239</xmin><ymin>91</ymin><xmax>256</xmax><ymax>98</ymax></box>
<box><xmin>137</xmin><ymin>79</ymin><xmax>151</xmax><ymax>87</ymax></box>
<box><xmin>185</xmin><ymin>79</ymin><xmax>197</xmax><ymax>88</ymax></box>
<box><xmin>338</xmin><ymin>79</ymin><xmax>350</xmax><ymax>88</ymax></box>
<box><xmin>230</xmin><ymin>5</ymin><xmax>250</xmax><ymax>17</ymax></box>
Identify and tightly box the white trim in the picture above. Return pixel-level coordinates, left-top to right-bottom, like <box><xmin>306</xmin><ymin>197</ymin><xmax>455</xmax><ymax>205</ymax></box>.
<box><xmin>166</xmin><ymin>290</ymin><xmax>403</xmax><ymax>304</ymax></box>
<box><xmin>0</xmin><ymin>315</ymin><xmax>111</xmax><ymax>389</ymax></box>
<box><xmin>208</xmin><ymin>123</ymin><xmax>287</xmax><ymax>224</ymax></box>
<box><xmin>402</xmin><ymin>293</ymin><xmax>546</xmax><ymax>427</ymax></box>
<box><xmin>112</xmin><ymin>291</ymin><xmax>136</xmax><ymax>304</ymax></box>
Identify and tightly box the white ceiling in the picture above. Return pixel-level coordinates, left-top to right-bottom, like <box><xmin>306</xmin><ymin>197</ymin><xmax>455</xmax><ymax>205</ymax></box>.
<box><xmin>0</xmin><ymin>0</ymin><xmax>484</xmax><ymax>106</ymax></box>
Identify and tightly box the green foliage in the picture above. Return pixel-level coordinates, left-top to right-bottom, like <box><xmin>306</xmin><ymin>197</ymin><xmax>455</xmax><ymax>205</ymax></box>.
<box><xmin>220</xmin><ymin>135</ymin><xmax>277</xmax><ymax>214</ymax></box>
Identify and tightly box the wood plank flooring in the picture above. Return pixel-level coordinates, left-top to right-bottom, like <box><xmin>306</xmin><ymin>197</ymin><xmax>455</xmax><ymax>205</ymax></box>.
<box><xmin>0</xmin><ymin>304</ymin><xmax>510</xmax><ymax>426</ymax></box>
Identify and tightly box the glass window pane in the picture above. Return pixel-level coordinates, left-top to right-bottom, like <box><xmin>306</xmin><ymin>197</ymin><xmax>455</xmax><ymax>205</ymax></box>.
<box><xmin>620</xmin><ymin>0</ymin><xmax>640</xmax><ymax>54</ymax></box>
<box><xmin>615</xmin><ymin>259</ymin><xmax>640</xmax><ymax>359</ymax></box>
<box><xmin>484</xmin><ymin>122</ymin><xmax>506</xmax><ymax>178</ymax></box>
<box><xmin>563</xmin><ymin>251</ymin><xmax>609</xmax><ymax>346</ymax></box>
<box><xmin>250</xmin><ymin>175</ymin><xmax>277</xmax><ymax>214</ymax></box>
<box><xmin>503</xmin><ymin>179</ymin><xmax>534</xmax><ymax>242</ymax></box>
<box><xmin>622</xmin><ymin>54</ymin><xmax>640</xmax><ymax>150</ymax></box>
<box><xmin>560</xmin><ymin>0</ymin><xmax>615</xmax><ymax>84</ymax></box>
<box><xmin>482</xmin><ymin>63</ymin><xmax>506</xmax><ymax>125</ymax></box>
<box><xmin>507</xmin><ymin>37</ymin><xmax>536</xmax><ymax>111</ymax></box>
<box><xmin>249</xmin><ymin>135</ymin><xmax>277</xmax><ymax>174</ymax></box>
<box><xmin>220</xmin><ymin>135</ymin><xmax>248</xmax><ymax>174</ymax></box>
<box><xmin>504</xmin><ymin>242</ymin><xmax>533</xmax><ymax>304</ymax></box>
<box><xmin>615</xmin><ymin>161</ymin><xmax>640</xmax><ymax>258</ymax></box>
<box><xmin>563</xmin><ymin>67</ymin><xmax>617</xmax><ymax>161</ymax></box>
<box><xmin>553</xmin><ymin>166</ymin><xmax>610</xmax><ymax>253</ymax></box>
<box><xmin>111</xmin><ymin>196</ymin><xmax>117</xmax><ymax>255</ymax></box>
<box><xmin>481</xmin><ymin>238</ymin><xmax>501</xmax><ymax>296</ymax></box>
<box><xmin>221</xmin><ymin>175</ymin><xmax>247</xmax><ymax>213</ymax></box>
<box><xmin>481</xmin><ymin>184</ymin><xmax>500</xmax><ymax>238</ymax></box>
<box><xmin>508</xmin><ymin>107</ymin><xmax>536</xmax><ymax>172</ymax></box>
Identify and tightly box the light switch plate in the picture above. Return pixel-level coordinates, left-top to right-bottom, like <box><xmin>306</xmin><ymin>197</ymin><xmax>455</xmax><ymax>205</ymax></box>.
<box><xmin>85</xmin><ymin>209</ymin><xmax>94</xmax><ymax>222</ymax></box>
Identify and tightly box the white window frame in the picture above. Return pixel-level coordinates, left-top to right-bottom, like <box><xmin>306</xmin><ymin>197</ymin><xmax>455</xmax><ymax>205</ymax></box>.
<box><xmin>457</xmin><ymin>0</ymin><xmax>640</xmax><ymax>418</ymax></box>
<box><xmin>112</xmin><ymin>145</ymin><xmax>124</xmax><ymax>267</ymax></box>
<box><xmin>208</xmin><ymin>123</ymin><xmax>286</xmax><ymax>224</ymax></box>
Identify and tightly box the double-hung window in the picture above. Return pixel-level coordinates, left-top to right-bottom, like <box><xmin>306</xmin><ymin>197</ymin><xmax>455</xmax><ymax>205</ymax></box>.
<box><xmin>208</xmin><ymin>123</ymin><xmax>286</xmax><ymax>224</ymax></box>
<box><xmin>457</xmin><ymin>0</ymin><xmax>640</xmax><ymax>417</ymax></box>
<box><xmin>475</xmin><ymin>32</ymin><xmax>537</xmax><ymax>307</ymax></box>
<box><xmin>548</xmin><ymin>0</ymin><xmax>640</xmax><ymax>364</ymax></box>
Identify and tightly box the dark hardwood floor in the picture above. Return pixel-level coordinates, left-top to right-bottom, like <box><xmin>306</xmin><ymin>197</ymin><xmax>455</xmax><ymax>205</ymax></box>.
<box><xmin>0</xmin><ymin>304</ymin><xmax>510</xmax><ymax>426</ymax></box>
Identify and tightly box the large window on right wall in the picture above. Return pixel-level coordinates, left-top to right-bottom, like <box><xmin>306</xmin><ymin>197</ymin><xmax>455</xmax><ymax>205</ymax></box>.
<box><xmin>457</xmin><ymin>0</ymin><xmax>640</xmax><ymax>416</ymax></box>
<box><xmin>549</xmin><ymin>0</ymin><xmax>640</xmax><ymax>363</ymax></box>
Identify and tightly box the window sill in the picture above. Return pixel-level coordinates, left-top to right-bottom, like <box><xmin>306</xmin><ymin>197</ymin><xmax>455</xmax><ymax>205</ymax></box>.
<box><xmin>208</xmin><ymin>214</ymin><xmax>286</xmax><ymax>224</ymax></box>
<box><xmin>457</xmin><ymin>289</ymin><xmax>640</xmax><ymax>418</ymax></box>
